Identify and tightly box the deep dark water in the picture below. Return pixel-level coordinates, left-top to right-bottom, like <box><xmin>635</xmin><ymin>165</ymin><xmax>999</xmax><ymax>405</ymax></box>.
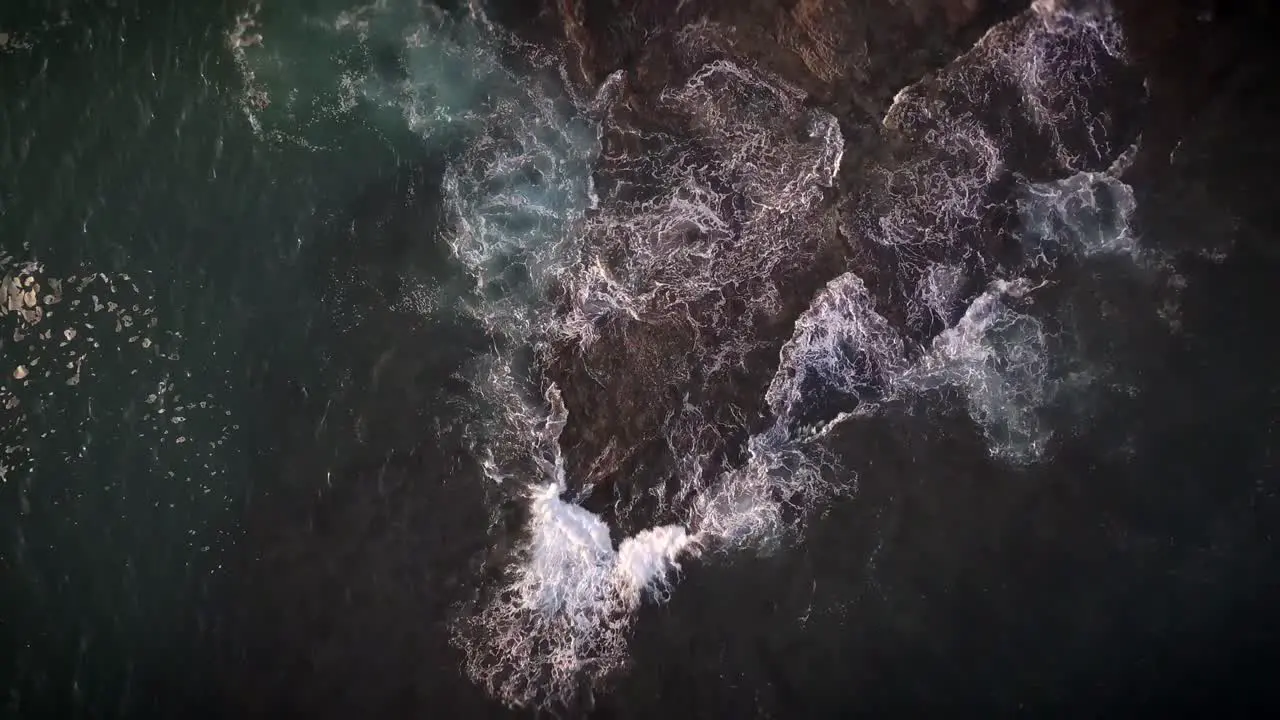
<box><xmin>2</xmin><ymin>0</ymin><xmax>1280</xmax><ymax>718</ymax></box>
<box><xmin>615</xmin><ymin>249</ymin><xmax>1280</xmax><ymax>717</ymax></box>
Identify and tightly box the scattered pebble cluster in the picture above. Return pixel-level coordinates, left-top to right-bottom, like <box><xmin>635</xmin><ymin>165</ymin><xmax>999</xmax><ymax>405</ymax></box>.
<box><xmin>0</xmin><ymin>30</ymin><xmax>33</xmax><ymax>53</ymax></box>
<box><xmin>0</xmin><ymin>9</ymin><xmax>72</xmax><ymax>55</ymax></box>
<box><xmin>1</xmin><ymin>258</ymin><xmax>236</xmax><ymax>506</ymax></box>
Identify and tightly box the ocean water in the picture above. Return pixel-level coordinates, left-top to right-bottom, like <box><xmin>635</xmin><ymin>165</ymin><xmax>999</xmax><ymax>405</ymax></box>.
<box><xmin>2</xmin><ymin>0</ymin><xmax>1279</xmax><ymax>717</ymax></box>
<box><xmin>0</xmin><ymin>0</ymin><xmax>433</xmax><ymax>713</ymax></box>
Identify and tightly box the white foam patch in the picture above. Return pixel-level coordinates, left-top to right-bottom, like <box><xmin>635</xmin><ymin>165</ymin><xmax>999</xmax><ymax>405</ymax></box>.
<box><xmin>918</xmin><ymin>262</ymin><xmax>969</xmax><ymax>327</ymax></box>
<box><xmin>866</xmin><ymin>109</ymin><xmax>1004</xmax><ymax>250</ymax></box>
<box><xmin>900</xmin><ymin>279</ymin><xmax>1057</xmax><ymax>463</ymax></box>
<box><xmin>766</xmin><ymin>273</ymin><xmax>906</xmax><ymax>436</ymax></box>
<box><xmin>850</xmin><ymin>0</ymin><xmax>1139</xmax><ymax>334</ymax></box>
<box><xmin>1017</xmin><ymin>142</ymin><xmax>1143</xmax><ymax>267</ymax></box>
<box><xmin>823</xmin><ymin>0</ymin><xmax>1155</xmax><ymax>460</ymax></box>
<box><xmin>1003</xmin><ymin>0</ymin><xmax>1131</xmax><ymax>171</ymax></box>
<box><xmin>517</xmin><ymin>480</ymin><xmax>692</xmax><ymax>621</ymax></box>
<box><xmin>560</xmin><ymin>58</ymin><xmax>844</xmax><ymax>354</ymax></box>
<box><xmin>457</xmin><ymin>388</ymin><xmax>696</xmax><ymax>709</ymax></box>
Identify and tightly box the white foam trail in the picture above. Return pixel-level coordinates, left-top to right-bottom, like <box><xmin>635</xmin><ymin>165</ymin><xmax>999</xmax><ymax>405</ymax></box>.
<box><xmin>688</xmin><ymin>425</ymin><xmax>839</xmax><ymax>551</ymax></box>
<box><xmin>868</xmin><ymin>109</ymin><xmax>1005</xmax><ymax>250</ymax></box>
<box><xmin>669</xmin><ymin>275</ymin><xmax>898</xmax><ymax>554</ymax></box>
<box><xmin>821</xmin><ymin>0</ymin><xmax>1151</xmax><ymax>460</ymax></box>
<box><xmin>396</xmin><ymin>23</ymin><xmax>598</xmax><ymax>342</ymax></box>
<box><xmin>454</xmin><ymin>51</ymin><xmax>850</xmax><ymax>701</ymax></box>
<box><xmin>232</xmin><ymin>1</ymin><xmax>600</xmax><ymax>340</ymax></box>
<box><xmin>1008</xmin><ymin>0</ymin><xmax>1132</xmax><ymax>171</ymax></box>
<box><xmin>546</xmin><ymin>57</ymin><xmax>847</xmax><ymax>536</ymax></box>
<box><xmin>851</xmin><ymin>0</ymin><xmax>1140</xmax><ymax>335</ymax></box>
<box><xmin>246</xmin><ymin>9</ymin><xmax>638</xmax><ymax>705</ymax></box>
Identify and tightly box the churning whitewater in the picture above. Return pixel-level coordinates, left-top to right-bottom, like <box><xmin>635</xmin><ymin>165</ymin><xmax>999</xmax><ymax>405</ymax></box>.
<box><xmin>231</xmin><ymin>0</ymin><xmax>1177</xmax><ymax>710</ymax></box>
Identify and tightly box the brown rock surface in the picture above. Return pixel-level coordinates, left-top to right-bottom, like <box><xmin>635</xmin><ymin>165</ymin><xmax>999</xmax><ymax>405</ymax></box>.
<box><xmin>521</xmin><ymin>1</ymin><xmax>1035</xmax><ymax>527</ymax></box>
<box><xmin>520</xmin><ymin>0</ymin><xmax>1267</xmax><ymax>528</ymax></box>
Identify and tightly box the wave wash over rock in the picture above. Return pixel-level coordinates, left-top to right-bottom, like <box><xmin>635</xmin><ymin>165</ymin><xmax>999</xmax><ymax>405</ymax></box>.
<box><xmin>453</xmin><ymin>0</ymin><xmax>1153</xmax><ymax>710</ymax></box>
<box><xmin>236</xmin><ymin>0</ymin><xmax>1158</xmax><ymax>710</ymax></box>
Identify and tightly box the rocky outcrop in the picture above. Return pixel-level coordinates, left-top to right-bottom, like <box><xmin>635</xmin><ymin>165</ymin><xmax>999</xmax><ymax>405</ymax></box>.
<box><xmin>526</xmin><ymin>0</ymin><xmax>1140</xmax><ymax>526</ymax></box>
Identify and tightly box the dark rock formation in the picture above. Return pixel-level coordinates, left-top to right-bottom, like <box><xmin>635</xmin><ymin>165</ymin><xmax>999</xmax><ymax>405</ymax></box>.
<box><xmin>525</xmin><ymin>0</ymin><xmax>1151</xmax><ymax>532</ymax></box>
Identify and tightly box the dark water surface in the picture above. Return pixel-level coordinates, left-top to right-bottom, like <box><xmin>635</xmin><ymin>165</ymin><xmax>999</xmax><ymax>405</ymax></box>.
<box><xmin>0</xmin><ymin>0</ymin><xmax>429</xmax><ymax>715</ymax></box>
<box><xmin>2</xmin><ymin>0</ymin><xmax>1279</xmax><ymax>718</ymax></box>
